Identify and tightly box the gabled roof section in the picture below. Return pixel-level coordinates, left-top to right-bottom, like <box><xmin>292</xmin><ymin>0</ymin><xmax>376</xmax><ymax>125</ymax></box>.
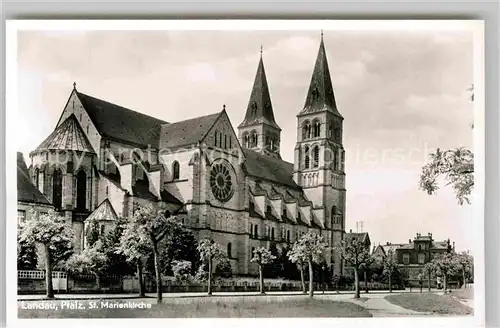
<box><xmin>35</xmin><ymin>114</ymin><xmax>95</xmax><ymax>154</ymax></box>
<box><xmin>345</xmin><ymin>232</ymin><xmax>370</xmax><ymax>245</ymax></box>
<box><xmin>298</xmin><ymin>36</ymin><xmax>341</xmax><ymax>118</ymax></box>
<box><xmin>238</xmin><ymin>55</ymin><xmax>280</xmax><ymax>130</ymax></box>
<box><xmin>242</xmin><ymin>149</ymin><xmax>300</xmax><ymax>190</ymax></box>
<box><xmin>17</xmin><ymin>152</ymin><xmax>52</xmax><ymax>206</ymax></box>
<box><xmin>159</xmin><ymin>111</ymin><xmax>221</xmax><ymax>150</ymax></box>
<box><xmin>85</xmin><ymin>199</ymin><xmax>118</xmax><ymax>222</ymax></box>
<box><xmin>76</xmin><ymin>91</ymin><xmax>168</xmax><ymax>148</ymax></box>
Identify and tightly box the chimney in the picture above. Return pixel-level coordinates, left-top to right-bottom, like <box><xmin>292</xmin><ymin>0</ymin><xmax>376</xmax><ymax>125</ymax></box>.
<box><xmin>349</xmin><ymin>229</ymin><xmax>352</xmax><ymax>233</ymax></box>
<box><xmin>386</xmin><ymin>242</ymin><xmax>389</xmax><ymax>245</ymax></box>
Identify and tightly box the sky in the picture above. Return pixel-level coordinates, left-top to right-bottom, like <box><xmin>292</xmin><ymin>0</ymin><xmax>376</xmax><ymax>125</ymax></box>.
<box><xmin>16</xmin><ymin>29</ymin><xmax>474</xmax><ymax>252</ymax></box>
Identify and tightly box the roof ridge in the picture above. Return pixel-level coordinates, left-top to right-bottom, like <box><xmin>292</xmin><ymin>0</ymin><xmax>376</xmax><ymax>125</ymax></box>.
<box><xmin>77</xmin><ymin>91</ymin><xmax>168</xmax><ymax>124</ymax></box>
<box><xmin>165</xmin><ymin>111</ymin><xmax>221</xmax><ymax>126</ymax></box>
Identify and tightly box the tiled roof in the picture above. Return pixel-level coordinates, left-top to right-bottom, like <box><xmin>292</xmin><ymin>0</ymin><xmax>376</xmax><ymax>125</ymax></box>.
<box><xmin>85</xmin><ymin>199</ymin><xmax>118</xmax><ymax>222</ymax></box>
<box><xmin>381</xmin><ymin>244</ymin><xmax>405</xmax><ymax>255</ymax></box>
<box><xmin>17</xmin><ymin>152</ymin><xmax>51</xmax><ymax>205</ymax></box>
<box><xmin>242</xmin><ymin>149</ymin><xmax>300</xmax><ymax>190</ymax></box>
<box><xmin>345</xmin><ymin>232</ymin><xmax>370</xmax><ymax>244</ymax></box>
<box><xmin>35</xmin><ymin>114</ymin><xmax>95</xmax><ymax>153</ymax></box>
<box><xmin>239</xmin><ymin>56</ymin><xmax>280</xmax><ymax>129</ymax></box>
<box><xmin>159</xmin><ymin>112</ymin><xmax>221</xmax><ymax>149</ymax></box>
<box><xmin>298</xmin><ymin>38</ymin><xmax>341</xmax><ymax>118</ymax></box>
<box><xmin>432</xmin><ymin>241</ymin><xmax>451</xmax><ymax>250</ymax></box>
<box><xmin>76</xmin><ymin>91</ymin><xmax>168</xmax><ymax>148</ymax></box>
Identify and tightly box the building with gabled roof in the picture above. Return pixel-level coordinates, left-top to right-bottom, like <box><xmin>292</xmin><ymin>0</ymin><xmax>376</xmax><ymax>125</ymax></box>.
<box><xmin>20</xmin><ymin>33</ymin><xmax>349</xmax><ymax>275</ymax></box>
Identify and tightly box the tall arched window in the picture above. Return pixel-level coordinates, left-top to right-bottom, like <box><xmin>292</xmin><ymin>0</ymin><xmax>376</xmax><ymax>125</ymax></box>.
<box><xmin>219</xmin><ymin>132</ymin><xmax>223</xmax><ymax>148</ymax></box>
<box><xmin>243</xmin><ymin>133</ymin><xmax>249</xmax><ymax>148</ymax></box>
<box><xmin>251</xmin><ymin>131</ymin><xmax>258</xmax><ymax>147</ymax></box>
<box><xmin>333</xmin><ymin>149</ymin><xmax>339</xmax><ymax>171</ymax></box>
<box><xmin>76</xmin><ymin>170</ymin><xmax>87</xmax><ymax>211</ymax></box>
<box><xmin>302</xmin><ymin>121</ymin><xmax>311</xmax><ymax>140</ymax></box>
<box><xmin>271</xmin><ymin>227</ymin><xmax>275</xmax><ymax>240</ymax></box>
<box><xmin>34</xmin><ymin>168</ymin><xmax>40</xmax><ymax>190</ymax></box>
<box><xmin>312</xmin><ymin>146</ymin><xmax>320</xmax><ymax>168</ymax></box>
<box><xmin>52</xmin><ymin>168</ymin><xmax>63</xmax><ymax>209</ymax></box>
<box><xmin>287</xmin><ymin>230</ymin><xmax>290</xmax><ymax>243</ymax></box>
<box><xmin>254</xmin><ymin>225</ymin><xmax>258</xmax><ymax>238</ymax></box>
<box><xmin>312</xmin><ymin>120</ymin><xmax>321</xmax><ymax>137</ymax></box>
<box><xmin>331</xmin><ymin>206</ymin><xmax>337</xmax><ymax>225</ymax></box>
<box><xmin>227</xmin><ymin>243</ymin><xmax>232</xmax><ymax>258</ymax></box>
<box><xmin>215</xmin><ymin>130</ymin><xmax>218</xmax><ymax>147</ymax></box>
<box><xmin>304</xmin><ymin>146</ymin><xmax>310</xmax><ymax>169</ymax></box>
<box><xmin>172</xmin><ymin>161</ymin><xmax>180</xmax><ymax>180</ymax></box>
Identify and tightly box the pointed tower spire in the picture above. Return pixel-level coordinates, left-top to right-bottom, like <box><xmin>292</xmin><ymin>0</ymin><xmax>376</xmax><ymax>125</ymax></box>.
<box><xmin>298</xmin><ymin>32</ymin><xmax>341</xmax><ymax>117</ymax></box>
<box><xmin>238</xmin><ymin>51</ymin><xmax>280</xmax><ymax>129</ymax></box>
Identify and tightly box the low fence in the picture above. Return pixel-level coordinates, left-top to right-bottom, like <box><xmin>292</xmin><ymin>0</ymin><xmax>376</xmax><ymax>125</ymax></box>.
<box><xmin>18</xmin><ymin>270</ymin><xmax>405</xmax><ymax>294</ymax></box>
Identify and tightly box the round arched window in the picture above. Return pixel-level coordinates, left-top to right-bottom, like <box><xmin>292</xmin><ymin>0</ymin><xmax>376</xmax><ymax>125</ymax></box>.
<box><xmin>209</xmin><ymin>162</ymin><xmax>234</xmax><ymax>202</ymax></box>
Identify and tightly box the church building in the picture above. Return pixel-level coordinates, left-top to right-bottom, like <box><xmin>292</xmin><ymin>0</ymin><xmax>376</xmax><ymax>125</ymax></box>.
<box><xmin>22</xmin><ymin>34</ymin><xmax>347</xmax><ymax>276</ymax></box>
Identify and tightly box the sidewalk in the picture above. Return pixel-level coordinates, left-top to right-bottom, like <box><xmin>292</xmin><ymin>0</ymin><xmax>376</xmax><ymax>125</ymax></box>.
<box><xmin>18</xmin><ymin>288</ymin><xmax>442</xmax><ymax>301</ymax></box>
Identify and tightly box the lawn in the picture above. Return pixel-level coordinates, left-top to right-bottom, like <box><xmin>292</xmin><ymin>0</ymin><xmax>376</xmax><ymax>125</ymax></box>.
<box><xmin>385</xmin><ymin>293</ymin><xmax>473</xmax><ymax>315</ymax></box>
<box><xmin>18</xmin><ymin>296</ymin><xmax>372</xmax><ymax>318</ymax></box>
<box><xmin>450</xmin><ymin>287</ymin><xmax>474</xmax><ymax>300</ymax></box>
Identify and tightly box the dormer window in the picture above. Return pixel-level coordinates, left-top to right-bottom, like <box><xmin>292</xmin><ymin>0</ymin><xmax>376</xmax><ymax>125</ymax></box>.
<box><xmin>266</xmin><ymin>205</ymin><xmax>271</xmax><ymax>214</ymax></box>
<box><xmin>282</xmin><ymin>208</ymin><xmax>287</xmax><ymax>218</ymax></box>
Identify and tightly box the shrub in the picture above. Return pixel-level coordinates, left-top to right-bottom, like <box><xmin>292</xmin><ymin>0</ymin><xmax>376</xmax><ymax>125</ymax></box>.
<box><xmin>172</xmin><ymin>260</ymin><xmax>193</xmax><ymax>283</ymax></box>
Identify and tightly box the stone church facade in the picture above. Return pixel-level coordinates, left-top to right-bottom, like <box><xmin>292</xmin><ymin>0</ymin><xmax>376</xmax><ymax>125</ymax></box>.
<box><xmin>22</xmin><ymin>35</ymin><xmax>347</xmax><ymax>276</ymax></box>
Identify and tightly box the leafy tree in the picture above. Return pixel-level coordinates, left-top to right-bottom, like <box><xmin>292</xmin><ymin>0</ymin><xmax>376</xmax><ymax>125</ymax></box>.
<box><xmin>116</xmin><ymin>216</ymin><xmax>151</xmax><ymax>297</ymax></box>
<box><xmin>337</xmin><ymin>236</ymin><xmax>373</xmax><ymax>299</ymax></box>
<box><xmin>158</xmin><ymin>224</ymin><xmax>199</xmax><ymax>276</ymax></box>
<box><xmin>197</xmin><ymin>239</ymin><xmax>228</xmax><ymax>295</ymax></box>
<box><xmin>422</xmin><ymin>262</ymin><xmax>435</xmax><ymax>292</ymax></box>
<box><xmin>100</xmin><ymin>217</ymin><xmax>135</xmax><ymax>276</ymax></box>
<box><xmin>419</xmin><ymin>148</ymin><xmax>474</xmax><ymax>205</ymax></box>
<box><xmin>214</xmin><ymin>257</ymin><xmax>233</xmax><ymax>279</ymax></box>
<box><xmin>287</xmin><ymin>232</ymin><xmax>327</xmax><ymax>298</ymax></box>
<box><xmin>382</xmin><ymin>249</ymin><xmax>398</xmax><ymax>293</ymax></box>
<box><xmin>431</xmin><ymin>252</ymin><xmax>460</xmax><ymax>293</ymax></box>
<box><xmin>251</xmin><ymin>247</ymin><xmax>277</xmax><ymax>294</ymax></box>
<box><xmin>172</xmin><ymin>260</ymin><xmax>193</xmax><ymax>283</ymax></box>
<box><xmin>456</xmin><ymin>251</ymin><xmax>474</xmax><ymax>289</ymax></box>
<box><xmin>66</xmin><ymin>241</ymin><xmax>107</xmax><ymax>288</ymax></box>
<box><xmin>420</xmin><ymin>85</ymin><xmax>474</xmax><ymax>205</ymax></box>
<box><xmin>119</xmin><ymin>205</ymin><xmax>180</xmax><ymax>303</ymax></box>
<box><xmin>17</xmin><ymin>233</ymin><xmax>38</xmax><ymax>270</ymax></box>
<box><xmin>18</xmin><ymin>210</ymin><xmax>74</xmax><ymax>298</ymax></box>
<box><xmin>85</xmin><ymin>219</ymin><xmax>100</xmax><ymax>247</ymax></box>
<box><xmin>263</xmin><ymin>242</ymin><xmax>281</xmax><ymax>278</ymax></box>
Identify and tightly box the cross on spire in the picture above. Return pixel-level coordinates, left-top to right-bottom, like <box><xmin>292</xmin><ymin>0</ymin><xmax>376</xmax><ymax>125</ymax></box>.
<box><xmin>321</xmin><ymin>29</ymin><xmax>324</xmax><ymax>41</ymax></box>
<box><xmin>260</xmin><ymin>45</ymin><xmax>263</xmax><ymax>57</ymax></box>
<box><xmin>73</xmin><ymin>81</ymin><xmax>77</xmax><ymax>90</ymax></box>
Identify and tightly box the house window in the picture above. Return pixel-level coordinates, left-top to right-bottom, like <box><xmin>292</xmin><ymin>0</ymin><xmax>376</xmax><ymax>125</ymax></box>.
<box><xmin>17</xmin><ymin>210</ymin><xmax>26</xmax><ymax>225</ymax></box>
<box><xmin>331</xmin><ymin>206</ymin><xmax>337</xmax><ymax>225</ymax></box>
<box><xmin>254</xmin><ymin>225</ymin><xmax>258</xmax><ymax>238</ymax></box>
<box><xmin>172</xmin><ymin>161</ymin><xmax>180</xmax><ymax>180</ymax></box>
<box><xmin>403</xmin><ymin>254</ymin><xmax>410</xmax><ymax>265</ymax></box>
<box><xmin>227</xmin><ymin>243</ymin><xmax>232</xmax><ymax>258</ymax></box>
<box><xmin>418</xmin><ymin>244</ymin><xmax>423</xmax><ymax>252</ymax></box>
<box><xmin>418</xmin><ymin>253</ymin><xmax>425</xmax><ymax>264</ymax></box>
<box><xmin>271</xmin><ymin>228</ymin><xmax>275</xmax><ymax>241</ymax></box>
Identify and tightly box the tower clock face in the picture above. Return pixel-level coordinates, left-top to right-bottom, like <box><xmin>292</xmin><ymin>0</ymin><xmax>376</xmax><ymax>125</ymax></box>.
<box><xmin>209</xmin><ymin>162</ymin><xmax>234</xmax><ymax>202</ymax></box>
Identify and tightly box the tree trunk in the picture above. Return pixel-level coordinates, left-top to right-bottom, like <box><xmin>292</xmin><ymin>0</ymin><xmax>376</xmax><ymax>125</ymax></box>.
<box><xmin>427</xmin><ymin>272</ymin><xmax>431</xmax><ymax>292</ymax></box>
<box><xmin>44</xmin><ymin>244</ymin><xmax>54</xmax><ymax>299</ymax></box>
<box><xmin>354</xmin><ymin>268</ymin><xmax>360</xmax><ymax>299</ymax></box>
<box><xmin>462</xmin><ymin>269</ymin><xmax>467</xmax><ymax>289</ymax></box>
<box><xmin>364</xmin><ymin>270</ymin><xmax>368</xmax><ymax>293</ymax></box>
<box><xmin>389</xmin><ymin>270</ymin><xmax>392</xmax><ymax>293</ymax></box>
<box><xmin>137</xmin><ymin>261</ymin><xmax>145</xmax><ymax>297</ymax></box>
<box><xmin>95</xmin><ymin>273</ymin><xmax>101</xmax><ymax>290</ymax></box>
<box><xmin>153</xmin><ymin>242</ymin><xmax>162</xmax><ymax>303</ymax></box>
<box><xmin>299</xmin><ymin>264</ymin><xmax>306</xmax><ymax>294</ymax></box>
<box><xmin>207</xmin><ymin>257</ymin><xmax>212</xmax><ymax>296</ymax></box>
<box><xmin>259</xmin><ymin>265</ymin><xmax>265</xmax><ymax>294</ymax></box>
<box><xmin>308</xmin><ymin>258</ymin><xmax>314</xmax><ymax>298</ymax></box>
<box><xmin>443</xmin><ymin>273</ymin><xmax>448</xmax><ymax>294</ymax></box>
